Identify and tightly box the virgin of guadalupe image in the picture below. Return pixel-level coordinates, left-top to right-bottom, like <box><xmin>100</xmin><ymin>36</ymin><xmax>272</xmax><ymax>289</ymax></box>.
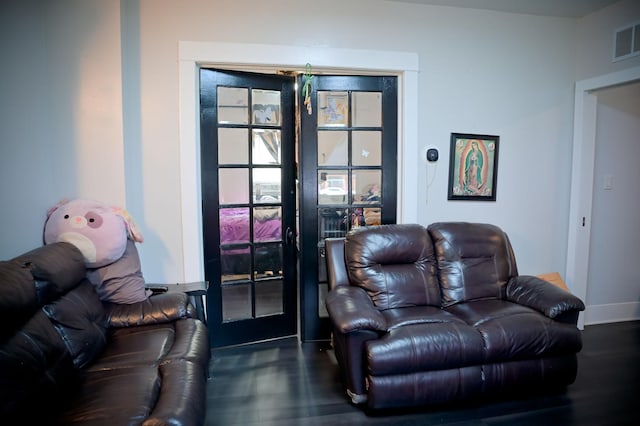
<box><xmin>464</xmin><ymin>140</ymin><xmax>484</xmax><ymax>194</ymax></box>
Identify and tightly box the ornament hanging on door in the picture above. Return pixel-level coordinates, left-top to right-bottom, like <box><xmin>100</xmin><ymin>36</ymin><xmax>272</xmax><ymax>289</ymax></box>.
<box><xmin>302</xmin><ymin>63</ymin><xmax>313</xmax><ymax>115</ymax></box>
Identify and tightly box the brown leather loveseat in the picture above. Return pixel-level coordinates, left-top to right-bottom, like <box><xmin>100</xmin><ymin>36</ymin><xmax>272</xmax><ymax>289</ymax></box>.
<box><xmin>0</xmin><ymin>242</ymin><xmax>210</xmax><ymax>425</ymax></box>
<box><xmin>325</xmin><ymin>222</ymin><xmax>585</xmax><ymax>410</ymax></box>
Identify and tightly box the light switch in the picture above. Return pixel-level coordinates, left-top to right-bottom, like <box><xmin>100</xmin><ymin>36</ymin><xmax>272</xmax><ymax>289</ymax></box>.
<box><xmin>604</xmin><ymin>174</ymin><xmax>613</xmax><ymax>190</ymax></box>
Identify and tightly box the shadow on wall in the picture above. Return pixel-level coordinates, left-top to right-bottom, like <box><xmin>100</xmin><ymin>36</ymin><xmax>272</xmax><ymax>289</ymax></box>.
<box><xmin>120</xmin><ymin>0</ymin><xmax>173</xmax><ymax>280</ymax></box>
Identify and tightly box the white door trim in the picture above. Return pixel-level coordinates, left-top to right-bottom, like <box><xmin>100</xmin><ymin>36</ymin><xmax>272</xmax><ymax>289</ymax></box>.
<box><xmin>566</xmin><ymin>65</ymin><xmax>640</xmax><ymax>328</ymax></box>
<box><xmin>177</xmin><ymin>41</ymin><xmax>419</xmax><ymax>282</ymax></box>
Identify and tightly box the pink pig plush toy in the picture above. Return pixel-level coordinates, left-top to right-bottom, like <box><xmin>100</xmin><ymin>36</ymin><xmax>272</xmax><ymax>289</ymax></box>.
<box><xmin>43</xmin><ymin>198</ymin><xmax>151</xmax><ymax>304</ymax></box>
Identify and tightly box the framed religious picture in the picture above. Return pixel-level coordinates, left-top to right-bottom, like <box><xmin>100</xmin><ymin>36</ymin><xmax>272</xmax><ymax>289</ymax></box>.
<box><xmin>447</xmin><ymin>133</ymin><xmax>499</xmax><ymax>201</ymax></box>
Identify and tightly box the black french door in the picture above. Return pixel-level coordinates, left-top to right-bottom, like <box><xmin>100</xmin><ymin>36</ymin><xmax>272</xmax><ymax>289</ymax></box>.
<box><xmin>299</xmin><ymin>75</ymin><xmax>398</xmax><ymax>341</ymax></box>
<box><xmin>200</xmin><ymin>69</ymin><xmax>297</xmax><ymax>348</ymax></box>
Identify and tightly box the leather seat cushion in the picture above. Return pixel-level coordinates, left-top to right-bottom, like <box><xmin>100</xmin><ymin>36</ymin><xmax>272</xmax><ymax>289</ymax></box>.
<box><xmin>367</xmin><ymin>320</ymin><xmax>486</xmax><ymax>375</ymax></box>
<box><xmin>446</xmin><ymin>299</ymin><xmax>583</xmax><ymax>361</ymax></box>
<box><xmin>89</xmin><ymin>324</ymin><xmax>175</xmax><ymax>371</ymax></box>
<box><xmin>382</xmin><ymin>305</ymin><xmax>467</xmax><ymax>330</ymax></box>
<box><xmin>59</xmin><ymin>365</ymin><xmax>160</xmax><ymax>424</ymax></box>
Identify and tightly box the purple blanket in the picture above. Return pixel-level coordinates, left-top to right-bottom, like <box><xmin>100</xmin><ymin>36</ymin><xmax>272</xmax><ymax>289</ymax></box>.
<box><xmin>220</xmin><ymin>208</ymin><xmax>281</xmax><ymax>246</ymax></box>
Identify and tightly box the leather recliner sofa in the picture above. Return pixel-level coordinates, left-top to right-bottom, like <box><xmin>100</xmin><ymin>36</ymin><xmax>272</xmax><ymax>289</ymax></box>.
<box><xmin>0</xmin><ymin>242</ymin><xmax>210</xmax><ymax>425</ymax></box>
<box><xmin>325</xmin><ymin>222</ymin><xmax>586</xmax><ymax>410</ymax></box>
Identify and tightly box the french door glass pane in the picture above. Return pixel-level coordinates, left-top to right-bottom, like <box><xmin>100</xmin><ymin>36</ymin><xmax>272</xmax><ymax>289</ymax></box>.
<box><xmin>220</xmin><ymin>245</ymin><xmax>251</xmax><ymax>283</ymax></box>
<box><xmin>352</xmin><ymin>92</ymin><xmax>382</xmax><ymax>127</ymax></box>
<box><xmin>252</xmin><ymin>89</ymin><xmax>281</xmax><ymax>126</ymax></box>
<box><xmin>218</xmin><ymin>87</ymin><xmax>248</xmax><ymax>124</ymax></box>
<box><xmin>253</xmin><ymin>206</ymin><xmax>281</xmax><ymax>242</ymax></box>
<box><xmin>363</xmin><ymin>207</ymin><xmax>382</xmax><ymax>226</ymax></box>
<box><xmin>317</xmin><ymin>91</ymin><xmax>348</xmax><ymax>127</ymax></box>
<box><xmin>318</xmin><ymin>131</ymin><xmax>348</xmax><ymax>166</ymax></box>
<box><xmin>253</xmin><ymin>168</ymin><xmax>281</xmax><ymax>203</ymax></box>
<box><xmin>252</xmin><ymin>129</ymin><xmax>281</xmax><ymax>164</ymax></box>
<box><xmin>220</xmin><ymin>208</ymin><xmax>250</xmax><ymax>244</ymax></box>
<box><xmin>318</xmin><ymin>284</ymin><xmax>329</xmax><ymax>317</ymax></box>
<box><xmin>319</xmin><ymin>207</ymin><xmax>348</xmax><ymax>239</ymax></box>
<box><xmin>255</xmin><ymin>244</ymin><xmax>282</xmax><ymax>279</ymax></box>
<box><xmin>318</xmin><ymin>170</ymin><xmax>349</xmax><ymax>205</ymax></box>
<box><xmin>222</xmin><ymin>283</ymin><xmax>251</xmax><ymax>321</ymax></box>
<box><xmin>219</xmin><ymin>168</ymin><xmax>249</xmax><ymax>204</ymax></box>
<box><xmin>256</xmin><ymin>280</ymin><xmax>283</xmax><ymax>316</ymax></box>
<box><xmin>352</xmin><ymin>131</ymin><xmax>382</xmax><ymax>166</ymax></box>
<box><xmin>353</xmin><ymin>170</ymin><xmax>382</xmax><ymax>203</ymax></box>
<box><xmin>218</xmin><ymin>128</ymin><xmax>248</xmax><ymax>164</ymax></box>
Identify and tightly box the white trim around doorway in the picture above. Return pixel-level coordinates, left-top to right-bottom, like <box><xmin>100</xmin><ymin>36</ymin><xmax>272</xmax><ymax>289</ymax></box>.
<box><xmin>566</xmin><ymin>65</ymin><xmax>640</xmax><ymax>329</ymax></box>
<box><xmin>177</xmin><ymin>41</ymin><xmax>419</xmax><ymax>282</ymax></box>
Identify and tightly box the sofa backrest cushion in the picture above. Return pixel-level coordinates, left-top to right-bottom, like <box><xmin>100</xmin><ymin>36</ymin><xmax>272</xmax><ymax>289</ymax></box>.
<box><xmin>428</xmin><ymin>222</ymin><xmax>518</xmax><ymax>307</ymax></box>
<box><xmin>1</xmin><ymin>243</ymin><xmax>108</xmax><ymax>419</ymax></box>
<box><xmin>11</xmin><ymin>242</ymin><xmax>87</xmax><ymax>303</ymax></box>
<box><xmin>0</xmin><ymin>242</ymin><xmax>87</xmax><ymax>341</ymax></box>
<box><xmin>0</xmin><ymin>262</ymin><xmax>38</xmax><ymax>340</ymax></box>
<box><xmin>344</xmin><ymin>224</ymin><xmax>440</xmax><ymax>310</ymax></box>
<box><xmin>42</xmin><ymin>280</ymin><xmax>109</xmax><ymax>368</ymax></box>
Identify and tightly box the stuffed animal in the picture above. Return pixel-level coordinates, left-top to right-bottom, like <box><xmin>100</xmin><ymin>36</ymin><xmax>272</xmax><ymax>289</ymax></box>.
<box><xmin>43</xmin><ymin>198</ymin><xmax>151</xmax><ymax>304</ymax></box>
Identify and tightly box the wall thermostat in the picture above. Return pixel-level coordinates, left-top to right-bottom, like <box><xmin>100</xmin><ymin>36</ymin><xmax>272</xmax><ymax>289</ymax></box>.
<box><xmin>426</xmin><ymin>148</ymin><xmax>439</xmax><ymax>162</ymax></box>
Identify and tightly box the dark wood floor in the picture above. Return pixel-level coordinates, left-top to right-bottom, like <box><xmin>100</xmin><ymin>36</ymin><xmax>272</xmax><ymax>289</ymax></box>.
<box><xmin>205</xmin><ymin>321</ymin><xmax>640</xmax><ymax>425</ymax></box>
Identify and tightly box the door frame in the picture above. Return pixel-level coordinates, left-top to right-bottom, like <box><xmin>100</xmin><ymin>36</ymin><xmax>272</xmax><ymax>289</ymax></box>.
<box><xmin>177</xmin><ymin>41</ymin><xmax>419</xmax><ymax>285</ymax></box>
<box><xmin>566</xmin><ymin>65</ymin><xmax>640</xmax><ymax>329</ymax></box>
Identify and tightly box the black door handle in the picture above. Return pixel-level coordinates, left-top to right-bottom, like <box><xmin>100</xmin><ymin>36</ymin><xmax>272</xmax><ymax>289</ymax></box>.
<box><xmin>285</xmin><ymin>227</ymin><xmax>295</xmax><ymax>247</ymax></box>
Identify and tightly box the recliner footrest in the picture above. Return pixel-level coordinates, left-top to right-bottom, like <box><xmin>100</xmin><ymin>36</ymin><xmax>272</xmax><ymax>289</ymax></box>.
<box><xmin>367</xmin><ymin>322</ymin><xmax>486</xmax><ymax>375</ymax></box>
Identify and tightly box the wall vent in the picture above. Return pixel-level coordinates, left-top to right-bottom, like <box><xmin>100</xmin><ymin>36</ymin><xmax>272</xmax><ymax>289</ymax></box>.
<box><xmin>613</xmin><ymin>21</ymin><xmax>640</xmax><ymax>62</ymax></box>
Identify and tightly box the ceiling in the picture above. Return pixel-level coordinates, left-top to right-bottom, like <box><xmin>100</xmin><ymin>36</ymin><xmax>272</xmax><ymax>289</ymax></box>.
<box><xmin>383</xmin><ymin>0</ymin><xmax>620</xmax><ymax>18</ymax></box>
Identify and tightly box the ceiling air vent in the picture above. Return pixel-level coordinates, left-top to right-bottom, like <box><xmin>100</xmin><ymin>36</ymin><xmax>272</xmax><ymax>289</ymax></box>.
<box><xmin>613</xmin><ymin>21</ymin><xmax>640</xmax><ymax>62</ymax></box>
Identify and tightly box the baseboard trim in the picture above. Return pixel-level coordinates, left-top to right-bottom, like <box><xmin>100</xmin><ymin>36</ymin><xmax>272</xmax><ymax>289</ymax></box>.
<box><xmin>584</xmin><ymin>301</ymin><xmax>640</xmax><ymax>325</ymax></box>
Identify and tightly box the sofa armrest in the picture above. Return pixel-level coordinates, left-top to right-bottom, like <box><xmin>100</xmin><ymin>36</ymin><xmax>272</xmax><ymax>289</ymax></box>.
<box><xmin>326</xmin><ymin>286</ymin><xmax>387</xmax><ymax>333</ymax></box>
<box><xmin>142</xmin><ymin>360</ymin><xmax>207</xmax><ymax>426</ymax></box>
<box><xmin>104</xmin><ymin>292</ymin><xmax>194</xmax><ymax>328</ymax></box>
<box><xmin>325</xmin><ymin>237</ymin><xmax>349</xmax><ymax>290</ymax></box>
<box><xmin>506</xmin><ymin>275</ymin><xmax>585</xmax><ymax>323</ymax></box>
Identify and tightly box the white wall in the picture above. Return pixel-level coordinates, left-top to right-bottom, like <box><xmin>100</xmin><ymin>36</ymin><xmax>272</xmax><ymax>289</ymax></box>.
<box><xmin>577</xmin><ymin>0</ymin><xmax>640</xmax><ymax>80</ymax></box>
<box><xmin>0</xmin><ymin>1</ymin><xmax>52</xmax><ymax>258</ymax></box>
<box><xmin>1</xmin><ymin>0</ymin><xmax>639</xmax><ymax>303</ymax></box>
<box><xmin>416</xmin><ymin>7</ymin><xmax>577</xmax><ymax>276</ymax></box>
<box><xmin>0</xmin><ymin>0</ymin><xmax>125</xmax><ymax>258</ymax></box>
<box><xmin>586</xmin><ymin>82</ymin><xmax>640</xmax><ymax>323</ymax></box>
<box><xmin>130</xmin><ymin>0</ymin><xmax>583</xmax><ymax>281</ymax></box>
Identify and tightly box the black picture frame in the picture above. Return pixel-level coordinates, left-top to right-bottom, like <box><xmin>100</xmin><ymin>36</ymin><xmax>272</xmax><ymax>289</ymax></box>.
<box><xmin>447</xmin><ymin>133</ymin><xmax>499</xmax><ymax>201</ymax></box>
